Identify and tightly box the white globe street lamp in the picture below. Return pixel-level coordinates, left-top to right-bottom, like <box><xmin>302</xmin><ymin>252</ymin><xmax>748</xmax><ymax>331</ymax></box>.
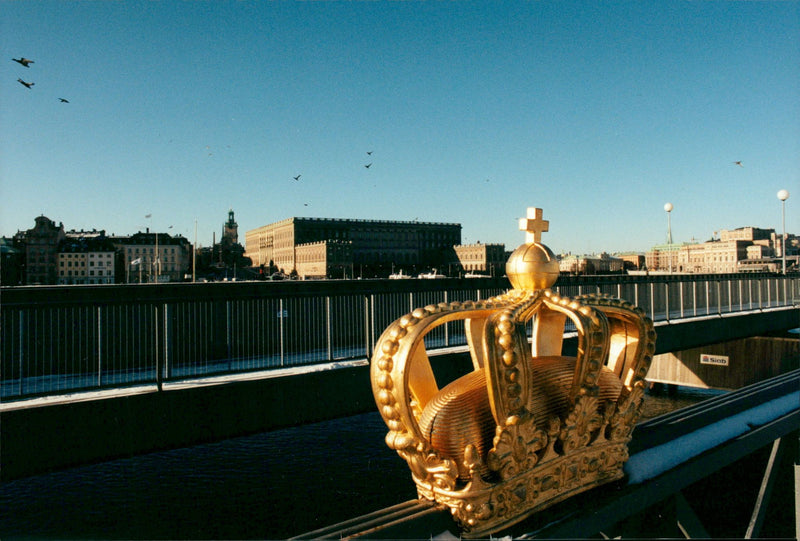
<box><xmin>664</xmin><ymin>203</ymin><xmax>674</xmax><ymax>272</ymax></box>
<box><xmin>777</xmin><ymin>190</ymin><xmax>789</xmax><ymax>275</ymax></box>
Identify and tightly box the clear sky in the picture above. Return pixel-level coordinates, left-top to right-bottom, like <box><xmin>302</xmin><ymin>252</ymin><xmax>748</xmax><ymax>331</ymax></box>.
<box><xmin>2</xmin><ymin>1</ymin><xmax>798</xmax><ymax>255</ymax></box>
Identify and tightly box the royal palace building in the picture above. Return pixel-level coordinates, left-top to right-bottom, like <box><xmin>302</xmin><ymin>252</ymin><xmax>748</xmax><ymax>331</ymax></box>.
<box><xmin>245</xmin><ymin>217</ymin><xmax>462</xmax><ymax>278</ymax></box>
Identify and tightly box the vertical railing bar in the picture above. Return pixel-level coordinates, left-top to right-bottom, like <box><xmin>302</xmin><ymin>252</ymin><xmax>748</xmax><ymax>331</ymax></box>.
<box><xmin>780</xmin><ymin>277</ymin><xmax>784</xmax><ymax>306</ymax></box>
<box><xmin>665</xmin><ymin>282</ymin><xmax>670</xmax><ymax>323</ymax></box>
<box><xmin>372</xmin><ymin>293</ymin><xmax>379</xmax><ymax>357</ymax></box>
<box><xmin>164</xmin><ymin>303</ymin><xmax>171</xmax><ymax>381</ymax></box>
<box><xmin>649</xmin><ymin>282</ymin><xmax>655</xmax><ymax>321</ymax></box>
<box><xmin>18</xmin><ymin>310</ymin><xmax>24</xmax><ymax>397</ymax></box>
<box><xmin>365</xmin><ymin>295</ymin><xmax>372</xmax><ymax>359</ymax></box>
<box><xmin>786</xmin><ymin>276</ymin><xmax>791</xmax><ymax>306</ymax></box>
<box><xmin>97</xmin><ymin>305</ymin><xmax>102</xmax><ymax>388</ymax></box>
<box><xmin>444</xmin><ymin>290</ymin><xmax>449</xmax><ymax>347</ymax></box>
<box><xmin>738</xmin><ymin>279</ymin><xmax>743</xmax><ymax>311</ymax></box>
<box><xmin>767</xmin><ymin>278</ymin><xmax>772</xmax><ymax>308</ymax></box>
<box><xmin>279</xmin><ymin>298</ymin><xmax>285</xmax><ymax>367</ymax></box>
<box><xmin>226</xmin><ymin>300</ymin><xmax>233</xmax><ymax>371</ymax></box>
<box><xmin>326</xmin><ymin>296</ymin><xmax>333</xmax><ymax>362</ymax></box>
<box><xmin>728</xmin><ymin>278</ymin><xmax>733</xmax><ymax>313</ymax></box>
<box><xmin>155</xmin><ymin>304</ymin><xmax>162</xmax><ymax>391</ymax></box>
<box><xmin>62</xmin><ymin>307</ymin><xmax>67</xmax><ymax>392</ymax></box>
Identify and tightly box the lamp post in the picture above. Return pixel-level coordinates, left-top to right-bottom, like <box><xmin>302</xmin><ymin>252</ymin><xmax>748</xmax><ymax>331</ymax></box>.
<box><xmin>777</xmin><ymin>190</ymin><xmax>789</xmax><ymax>275</ymax></box>
<box><xmin>664</xmin><ymin>203</ymin><xmax>674</xmax><ymax>273</ymax></box>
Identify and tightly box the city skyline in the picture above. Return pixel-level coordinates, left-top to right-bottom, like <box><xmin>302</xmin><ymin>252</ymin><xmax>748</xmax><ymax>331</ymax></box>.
<box><xmin>2</xmin><ymin>2</ymin><xmax>798</xmax><ymax>254</ymax></box>
<box><xmin>7</xmin><ymin>207</ymin><xmax>795</xmax><ymax>258</ymax></box>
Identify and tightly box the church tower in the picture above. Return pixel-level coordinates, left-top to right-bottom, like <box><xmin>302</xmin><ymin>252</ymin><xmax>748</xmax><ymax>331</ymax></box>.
<box><xmin>222</xmin><ymin>209</ymin><xmax>238</xmax><ymax>246</ymax></box>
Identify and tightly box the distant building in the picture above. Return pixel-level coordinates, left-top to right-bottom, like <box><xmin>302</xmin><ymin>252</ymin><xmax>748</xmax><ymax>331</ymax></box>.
<box><xmin>113</xmin><ymin>230</ymin><xmax>192</xmax><ymax>283</ymax></box>
<box><xmin>245</xmin><ymin>217</ymin><xmax>461</xmax><ymax>278</ymax></box>
<box><xmin>719</xmin><ymin>227</ymin><xmax>772</xmax><ymax>243</ymax></box>
<box><xmin>559</xmin><ymin>253</ymin><xmax>624</xmax><ymax>275</ymax></box>
<box><xmin>58</xmin><ymin>231</ymin><xmax>117</xmax><ymax>285</ymax></box>
<box><xmin>453</xmin><ymin>243</ymin><xmax>506</xmax><ymax>276</ymax></box>
<box><xmin>645</xmin><ymin>243</ymin><xmax>686</xmax><ymax>272</ymax></box>
<box><xmin>19</xmin><ymin>216</ymin><xmax>66</xmax><ymax>284</ymax></box>
<box><xmin>295</xmin><ymin>240</ymin><xmax>354</xmax><ymax>279</ymax></box>
<box><xmin>1</xmin><ymin>237</ymin><xmax>24</xmax><ymax>286</ymax></box>
<box><xmin>645</xmin><ymin>226</ymin><xmax>797</xmax><ymax>273</ymax></box>
<box><xmin>616</xmin><ymin>253</ymin><xmax>645</xmax><ymax>271</ymax></box>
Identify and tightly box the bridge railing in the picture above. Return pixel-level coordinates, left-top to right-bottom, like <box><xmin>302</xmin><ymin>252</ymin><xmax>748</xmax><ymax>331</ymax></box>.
<box><xmin>2</xmin><ymin>274</ymin><xmax>798</xmax><ymax>400</ymax></box>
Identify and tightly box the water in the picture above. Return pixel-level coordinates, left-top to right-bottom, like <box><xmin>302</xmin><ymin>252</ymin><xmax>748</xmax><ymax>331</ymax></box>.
<box><xmin>0</xmin><ymin>388</ymin><xmax>720</xmax><ymax>540</ymax></box>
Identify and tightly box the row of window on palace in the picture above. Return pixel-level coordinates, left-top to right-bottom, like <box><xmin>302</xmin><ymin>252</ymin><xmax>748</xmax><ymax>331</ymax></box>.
<box><xmin>60</xmin><ymin>269</ymin><xmax>109</xmax><ymax>276</ymax></box>
<box><xmin>60</xmin><ymin>260</ymin><xmax>108</xmax><ymax>267</ymax></box>
<box><xmin>61</xmin><ymin>252</ymin><xmax>114</xmax><ymax>258</ymax></box>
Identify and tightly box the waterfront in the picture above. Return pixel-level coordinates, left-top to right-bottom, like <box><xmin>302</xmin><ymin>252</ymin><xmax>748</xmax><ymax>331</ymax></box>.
<box><xmin>0</xmin><ymin>387</ymin><xmax>724</xmax><ymax>540</ymax></box>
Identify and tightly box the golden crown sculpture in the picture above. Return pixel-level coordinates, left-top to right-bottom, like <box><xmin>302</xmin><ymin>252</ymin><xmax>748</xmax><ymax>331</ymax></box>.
<box><xmin>370</xmin><ymin>208</ymin><xmax>656</xmax><ymax>537</ymax></box>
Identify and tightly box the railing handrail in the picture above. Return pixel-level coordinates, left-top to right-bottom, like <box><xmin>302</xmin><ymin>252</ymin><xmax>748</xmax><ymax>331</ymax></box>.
<box><xmin>2</xmin><ymin>273</ymin><xmax>796</xmax><ymax>307</ymax></box>
<box><xmin>2</xmin><ymin>274</ymin><xmax>798</xmax><ymax>401</ymax></box>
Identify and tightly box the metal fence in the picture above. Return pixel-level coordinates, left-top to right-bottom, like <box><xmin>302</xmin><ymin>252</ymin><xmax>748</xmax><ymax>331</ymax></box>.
<box><xmin>2</xmin><ymin>274</ymin><xmax>798</xmax><ymax>400</ymax></box>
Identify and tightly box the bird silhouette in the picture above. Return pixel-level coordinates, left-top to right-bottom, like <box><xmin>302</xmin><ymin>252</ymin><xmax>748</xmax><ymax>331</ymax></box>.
<box><xmin>364</xmin><ymin>163</ymin><xmax>372</xmax><ymax>169</ymax></box>
<box><xmin>734</xmin><ymin>161</ymin><xmax>743</xmax><ymax>167</ymax></box>
<box><xmin>17</xmin><ymin>78</ymin><xmax>34</xmax><ymax>89</ymax></box>
<box><xmin>366</xmin><ymin>151</ymin><xmax>372</xmax><ymax>155</ymax></box>
<box><xmin>12</xmin><ymin>57</ymin><xmax>33</xmax><ymax>67</ymax></box>
<box><xmin>59</xmin><ymin>98</ymin><xmax>69</xmax><ymax>103</ymax></box>
<box><xmin>293</xmin><ymin>175</ymin><xmax>301</xmax><ymax>181</ymax></box>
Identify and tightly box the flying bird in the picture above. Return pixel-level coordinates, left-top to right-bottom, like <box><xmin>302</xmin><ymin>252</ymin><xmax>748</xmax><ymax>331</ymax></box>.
<box><xmin>17</xmin><ymin>78</ymin><xmax>34</xmax><ymax>89</ymax></box>
<box><xmin>364</xmin><ymin>163</ymin><xmax>372</xmax><ymax>169</ymax></box>
<box><xmin>59</xmin><ymin>98</ymin><xmax>69</xmax><ymax>103</ymax></box>
<box><xmin>12</xmin><ymin>57</ymin><xmax>33</xmax><ymax>67</ymax></box>
<box><xmin>366</xmin><ymin>151</ymin><xmax>372</xmax><ymax>155</ymax></box>
<box><xmin>734</xmin><ymin>161</ymin><xmax>743</xmax><ymax>167</ymax></box>
<box><xmin>293</xmin><ymin>174</ymin><xmax>301</xmax><ymax>181</ymax></box>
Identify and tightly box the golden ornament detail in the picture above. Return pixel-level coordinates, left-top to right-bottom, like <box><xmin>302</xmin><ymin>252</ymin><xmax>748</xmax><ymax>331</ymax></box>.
<box><xmin>370</xmin><ymin>207</ymin><xmax>656</xmax><ymax>537</ymax></box>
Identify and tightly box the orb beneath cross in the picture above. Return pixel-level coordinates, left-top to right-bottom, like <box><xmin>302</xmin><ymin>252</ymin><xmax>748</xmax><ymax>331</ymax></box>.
<box><xmin>506</xmin><ymin>207</ymin><xmax>560</xmax><ymax>291</ymax></box>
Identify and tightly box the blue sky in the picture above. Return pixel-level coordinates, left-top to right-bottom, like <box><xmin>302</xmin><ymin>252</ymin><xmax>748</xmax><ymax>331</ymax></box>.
<box><xmin>2</xmin><ymin>1</ymin><xmax>798</xmax><ymax>254</ymax></box>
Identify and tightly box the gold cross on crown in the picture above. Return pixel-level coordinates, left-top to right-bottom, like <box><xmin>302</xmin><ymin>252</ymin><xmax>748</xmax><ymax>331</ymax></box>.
<box><xmin>519</xmin><ymin>207</ymin><xmax>549</xmax><ymax>244</ymax></box>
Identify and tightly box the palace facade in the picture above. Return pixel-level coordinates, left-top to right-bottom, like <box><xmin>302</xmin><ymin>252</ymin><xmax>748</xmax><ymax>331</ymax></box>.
<box><xmin>245</xmin><ymin>217</ymin><xmax>462</xmax><ymax>278</ymax></box>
